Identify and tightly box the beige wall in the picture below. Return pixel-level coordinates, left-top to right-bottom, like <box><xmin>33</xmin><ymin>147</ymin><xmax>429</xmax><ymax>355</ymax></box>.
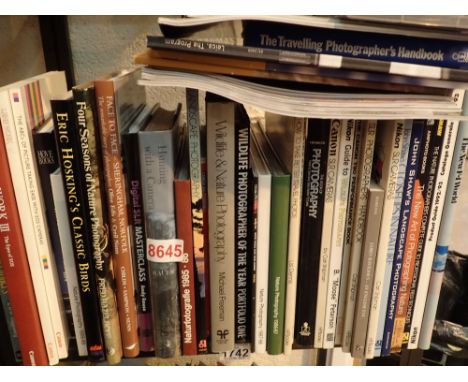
<box><xmin>68</xmin><ymin>15</ymin><xmax>185</xmax><ymax>114</ymax></box>
<box><xmin>0</xmin><ymin>16</ymin><xmax>46</xmax><ymax>87</ymax></box>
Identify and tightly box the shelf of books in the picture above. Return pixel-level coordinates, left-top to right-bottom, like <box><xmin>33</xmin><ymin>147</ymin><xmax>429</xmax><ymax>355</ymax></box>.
<box><xmin>1</xmin><ymin>15</ymin><xmax>468</xmax><ymax>366</ymax></box>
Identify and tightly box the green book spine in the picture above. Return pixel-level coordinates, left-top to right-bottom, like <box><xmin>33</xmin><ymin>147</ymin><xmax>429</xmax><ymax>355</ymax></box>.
<box><xmin>266</xmin><ymin>174</ymin><xmax>291</xmax><ymax>355</ymax></box>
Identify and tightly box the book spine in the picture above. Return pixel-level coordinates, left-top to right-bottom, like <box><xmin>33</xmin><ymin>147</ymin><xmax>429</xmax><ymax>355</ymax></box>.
<box><xmin>419</xmin><ymin>122</ymin><xmax>468</xmax><ymax>349</ymax></box>
<box><xmin>121</xmin><ymin>131</ymin><xmax>154</xmax><ymax>352</ymax></box>
<box><xmin>351</xmin><ymin>183</ymin><xmax>385</xmax><ymax>358</ymax></box>
<box><xmin>32</xmin><ymin>130</ymin><xmax>68</xmax><ymax>297</ymax></box>
<box><xmin>186</xmin><ymin>88</ymin><xmax>209</xmax><ymax>353</ymax></box>
<box><xmin>323</xmin><ymin>119</ymin><xmax>355</xmax><ymax>348</ymax></box>
<box><xmin>342</xmin><ymin>120</ymin><xmax>377</xmax><ymax>352</ymax></box>
<box><xmin>235</xmin><ymin>123</ymin><xmax>250</xmax><ymax>344</ymax></box>
<box><xmin>73</xmin><ymin>88</ymin><xmax>123</xmax><ymax>364</ymax></box>
<box><xmin>408</xmin><ymin>119</ymin><xmax>458</xmax><ymax>349</ymax></box>
<box><xmin>283</xmin><ymin>118</ymin><xmax>306</xmax><ymax>354</ymax></box>
<box><xmin>0</xmin><ymin>265</ymin><xmax>22</xmax><ymax>363</ymax></box>
<box><xmin>0</xmin><ymin>89</ymin><xmax>59</xmax><ymax>365</ymax></box>
<box><xmin>373</xmin><ymin>121</ymin><xmax>412</xmax><ymax>357</ymax></box>
<box><xmin>253</xmin><ymin>172</ymin><xmax>271</xmax><ymax>353</ymax></box>
<box><xmin>401</xmin><ymin>120</ymin><xmax>446</xmax><ymax>346</ymax></box>
<box><xmin>8</xmin><ymin>86</ymin><xmax>69</xmax><ymax>359</ymax></box>
<box><xmin>390</xmin><ymin>120</ymin><xmax>437</xmax><ymax>352</ymax></box>
<box><xmin>147</xmin><ymin>36</ymin><xmax>468</xmax><ymax>82</ymax></box>
<box><xmin>139</xmin><ymin>128</ymin><xmax>181</xmax><ymax>358</ymax></box>
<box><xmin>250</xmin><ymin>175</ymin><xmax>259</xmax><ymax>352</ymax></box>
<box><xmin>0</xmin><ymin>130</ymin><xmax>49</xmax><ymax>365</ymax></box>
<box><xmin>315</xmin><ymin>119</ymin><xmax>341</xmax><ymax>348</ymax></box>
<box><xmin>336</xmin><ymin>121</ymin><xmax>362</xmax><ymax>346</ymax></box>
<box><xmin>294</xmin><ymin>120</ymin><xmax>329</xmax><ymax>348</ymax></box>
<box><xmin>242</xmin><ymin>20</ymin><xmax>468</xmax><ymax>70</ymax></box>
<box><xmin>381</xmin><ymin>120</ymin><xmax>425</xmax><ymax>355</ymax></box>
<box><xmin>402</xmin><ymin>122</ymin><xmax>446</xmax><ymax>347</ymax></box>
<box><xmin>52</xmin><ymin>99</ymin><xmax>106</xmax><ymax>361</ymax></box>
<box><xmin>33</xmin><ymin>129</ymin><xmax>80</xmax><ymax>358</ymax></box>
<box><xmin>174</xmin><ymin>179</ymin><xmax>198</xmax><ymax>356</ymax></box>
<box><xmin>95</xmin><ymin>81</ymin><xmax>139</xmax><ymax>357</ymax></box>
<box><xmin>366</xmin><ymin>120</ymin><xmax>411</xmax><ymax>358</ymax></box>
<box><xmin>50</xmin><ymin>170</ymin><xmax>88</xmax><ymax>357</ymax></box>
<box><xmin>207</xmin><ymin>99</ymin><xmax>236</xmax><ymax>353</ymax></box>
<box><xmin>266</xmin><ymin>174</ymin><xmax>291</xmax><ymax>355</ymax></box>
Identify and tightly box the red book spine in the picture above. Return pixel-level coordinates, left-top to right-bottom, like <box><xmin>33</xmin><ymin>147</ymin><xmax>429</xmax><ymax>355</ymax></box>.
<box><xmin>175</xmin><ymin>179</ymin><xmax>198</xmax><ymax>355</ymax></box>
<box><xmin>0</xmin><ymin>126</ymin><xmax>48</xmax><ymax>366</ymax></box>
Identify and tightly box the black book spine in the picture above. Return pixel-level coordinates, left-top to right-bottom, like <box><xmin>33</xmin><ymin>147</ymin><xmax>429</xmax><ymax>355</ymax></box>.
<box><xmin>52</xmin><ymin>99</ymin><xmax>105</xmax><ymax>362</ymax></box>
<box><xmin>0</xmin><ymin>266</ymin><xmax>21</xmax><ymax>365</ymax></box>
<box><xmin>402</xmin><ymin>120</ymin><xmax>446</xmax><ymax>345</ymax></box>
<box><xmin>234</xmin><ymin>105</ymin><xmax>251</xmax><ymax>344</ymax></box>
<box><xmin>0</xmin><ymin>297</ymin><xmax>16</xmax><ymax>365</ymax></box>
<box><xmin>122</xmin><ymin>130</ymin><xmax>154</xmax><ymax>351</ymax></box>
<box><xmin>294</xmin><ymin>119</ymin><xmax>329</xmax><ymax>347</ymax></box>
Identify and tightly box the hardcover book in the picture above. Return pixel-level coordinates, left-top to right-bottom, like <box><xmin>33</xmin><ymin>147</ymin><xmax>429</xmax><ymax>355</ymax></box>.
<box><xmin>265</xmin><ymin>113</ymin><xmax>307</xmax><ymax>354</ymax></box>
<box><xmin>139</xmin><ymin>104</ymin><xmax>182</xmax><ymax>358</ymax></box>
<box><xmin>419</xmin><ymin>122</ymin><xmax>468</xmax><ymax>349</ymax></box>
<box><xmin>381</xmin><ymin>120</ymin><xmax>426</xmax><ymax>356</ymax></box>
<box><xmin>174</xmin><ymin>131</ymin><xmax>198</xmax><ymax>356</ymax></box>
<box><xmin>335</xmin><ymin>121</ymin><xmax>362</xmax><ymax>346</ymax></box>
<box><xmin>251</xmin><ymin>121</ymin><xmax>291</xmax><ymax>355</ymax></box>
<box><xmin>0</xmin><ymin>72</ymin><xmax>68</xmax><ymax>364</ymax></box>
<box><xmin>342</xmin><ymin>120</ymin><xmax>377</xmax><ymax>352</ymax></box>
<box><xmin>315</xmin><ymin>119</ymin><xmax>341</xmax><ymax>348</ymax></box>
<box><xmin>324</xmin><ymin>119</ymin><xmax>355</xmax><ymax>348</ymax></box>
<box><xmin>366</xmin><ymin>119</ymin><xmax>412</xmax><ymax>358</ymax></box>
<box><xmin>408</xmin><ymin>118</ymin><xmax>459</xmax><ymax>349</ymax></box>
<box><xmin>0</xmin><ymin>118</ymin><xmax>48</xmax><ymax>365</ymax></box>
<box><xmin>250</xmin><ymin>128</ymin><xmax>272</xmax><ymax>354</ymax></box>
<box><xmin>50</xmin><ymin>168</ymin><xmax>88</xmax><ymax>357</ymax></box>
<box><xmin>206</xmin><ymin>94</ymin><xmax>250</xmax><ymax>353</ymax></box>
<box><xmin>185</xmin><ymin>88</ymin><xmax>210</xmax><ymax>354</ymax></box>
<box><xmin>73</xmin><ymin>83</ymin><xmax>123</xmax><ymax>364</ymax></box>
<box><xmin>95</xmin><ymin>69</ymin><xmax>143</xmax><ymax>357</ymax></box>
<box><xmin>351</xmin><ymin>181</ymin><xmax>385</xmax><ymax>358</ymax></box>
<box><xmin>400</xmin><ymin>119</ymin><xmax>446</xmax><ymax>348</ymax></box>
<box><xmin>293</xmin><ymin>119</ymin><xmax>329</xmax><ymax>348</ymax></box>
<box><xmin>122</xmin><ymin>105</ymin><xmax>156</xmax><ymax>353</ymax></box>
<box><xmin>391</xmin><ymin>120</ymin><xmax>444</xmax><ymax>352</ymax></box>
<box><xmin>52</xmin><ymin>95</ymin><xmax>106</xmax><ymax>362</ymax></box>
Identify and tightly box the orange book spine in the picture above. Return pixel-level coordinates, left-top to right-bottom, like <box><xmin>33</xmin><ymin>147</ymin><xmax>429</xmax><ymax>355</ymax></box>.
<box><xmin>95</xmin><ymin>80</ymin><xmax>139</xmax><ymax>357</ymax></box>
<box><xmin>391</xmin><ymin>180</ymin><xmax>425</xmax><ymax>352</ymax></box>
<box><xmin>0</xmin><ymin>126</ymin><xmax>48</xmax><ymax>365</ymax></box>
<box><xmin>175</xmin><ymin>179</ymin><xmax>198</xmax><ymax>355</ymax></box>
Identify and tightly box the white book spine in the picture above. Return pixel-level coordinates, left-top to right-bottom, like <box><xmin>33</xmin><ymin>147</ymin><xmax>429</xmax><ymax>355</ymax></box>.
<box><xmin>0</xmin><ymin>90</ymin><xmax>59</xmax><ymax>365</ymax></box>
<box><xmin>207</xmin><ymin>101</ymin><xmax>236</xmax><ymax>353</ymax></box>
<box><xmin>342</xmin><ymin>120</ymin><xmax>377</xmax><ymax>352</ymax></box>
<box><xmin>323</xmin><ymin>119</ymin><xmax>354</xmax><ymax>348</ymax></box>
<box><xmin>50</xmin><ymin>170</ymin><xmax>88</xmax><ymax>357</ymax></box>
<box><xmin>254</xmin><ymin>173</ymin><xmax>272</xmax><ymax>354</ymax></box>
<box><xmin>365</xmin><ymin>120</ymin><xmax>411</xmax><ymax>359</ymax></box>
<box><xmin>408</xmin><ymin>119</ymin><xmax>459</xmax><ymax>349</ymax></box>
<box><xmin>419</xmin><ymin>122</ymin><xmax>468</xmax><ymax>349</ymax></box>
<box><xmin>314</xmin><ymin>119</ymin><xmax>341</xmax><ymax>348</ymax></box>
<box><xmin>283</xmin><ymin>118</ymin><xmax>306</xmax><ymax>354</ymax></box>
<box><xmin>8</xmin><ymin>87</ymin><xmax>69</xmax><ymax>359</ymax></box>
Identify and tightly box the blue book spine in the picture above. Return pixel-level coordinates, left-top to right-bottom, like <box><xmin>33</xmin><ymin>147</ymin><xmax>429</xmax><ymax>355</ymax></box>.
<box><xmin>243</xmin><ymin>21</ymin><xmax>468</xmax><ymax>70</ymax></box>
<box><xmin>381</xmin><ymin>120</ymin><xmax>425</xmax><ymax>356</ymax></box>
